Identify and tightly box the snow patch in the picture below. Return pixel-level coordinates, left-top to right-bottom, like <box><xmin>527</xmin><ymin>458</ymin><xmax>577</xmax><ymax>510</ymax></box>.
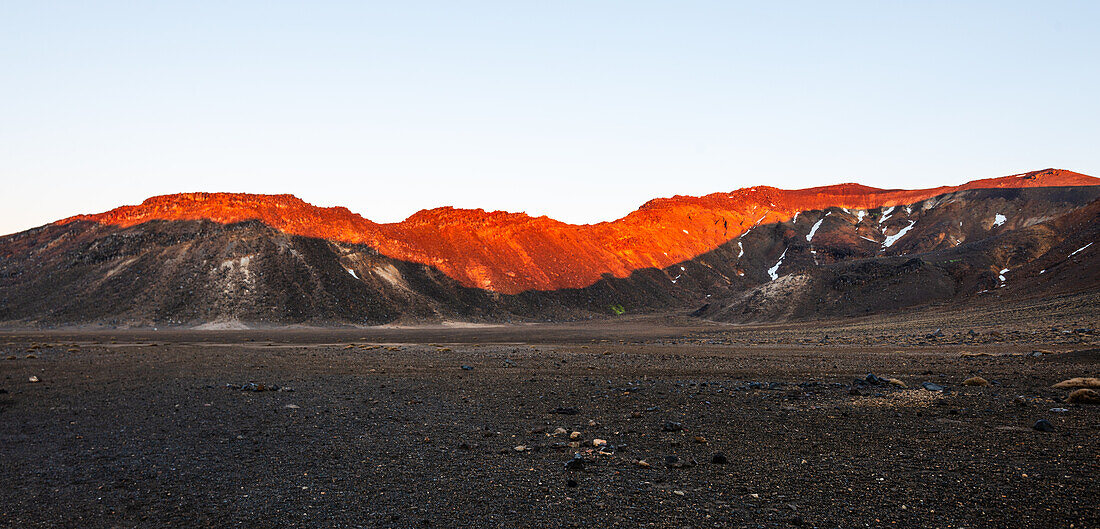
<box><xmin>883</xmin><ymin>221</ymin><xmax>915</xmax><ymax>249</ymax></box>
<box><xmin>806</xmin><ymin>218</ymin><xmax>825</xmax><ymax>242</ymax></box>
<box><xmin>347</xmin><ymin>269</ymin><xmax>359</xmax><ymax>279</ymax></box>
<box><xmin>737</xmin><ymin>240</ymin><xmax>744</xmax><ymax>259</ymax></box>
<box><xmin>1069</xmin><ymin>242</ymin><xmax>1093</xmax><ymax>257</ymax></box>
<box><xmin>992</xmin><ymin>214</ymin><xmax>1006</xmax><ymax>227</ymax></box>
<box><xmin>767</xmin><ymin>249</ymin><xmax>787</xmax><ymax>281</ymax></box>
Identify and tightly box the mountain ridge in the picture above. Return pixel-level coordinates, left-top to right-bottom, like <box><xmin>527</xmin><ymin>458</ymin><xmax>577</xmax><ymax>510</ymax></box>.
<box><xmin>53</xmin><ymin>168</ymin><xmax>1098</xmax><ymax>293</ymax></box>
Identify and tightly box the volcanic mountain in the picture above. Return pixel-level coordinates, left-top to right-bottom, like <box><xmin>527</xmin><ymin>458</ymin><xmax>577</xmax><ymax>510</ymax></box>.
<box><xmin>1</xmin><ymin>168</ymin><xmax>1098</xmax><ymax>326</ymax></box>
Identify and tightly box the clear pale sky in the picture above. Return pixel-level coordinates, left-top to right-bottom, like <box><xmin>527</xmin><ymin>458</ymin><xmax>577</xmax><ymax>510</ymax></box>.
<box><xmin>2</xmin><ymin>1</ymin><xmax>1097</xmax><ymax>235</ymax></box>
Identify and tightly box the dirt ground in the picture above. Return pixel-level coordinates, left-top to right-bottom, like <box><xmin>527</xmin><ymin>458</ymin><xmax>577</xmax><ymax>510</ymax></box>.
<box><xmin>1</xmin><ymin>314</ymin><xmax>1097</xmax><ymax>528</ymax></box>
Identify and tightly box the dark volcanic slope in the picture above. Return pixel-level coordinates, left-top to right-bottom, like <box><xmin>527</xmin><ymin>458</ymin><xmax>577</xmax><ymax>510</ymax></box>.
<box><xmin>1</xmin><ymin>172</ymin><xmax>1098</xmax><ymax>326</ymax></box>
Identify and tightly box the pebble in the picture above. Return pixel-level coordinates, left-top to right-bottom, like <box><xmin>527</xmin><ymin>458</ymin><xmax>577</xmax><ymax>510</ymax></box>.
<box><xmin>284</xmin><ymin>404</ymin><xmax>300</xmax><ymax>409</ymax></box>
<box><xmin>922</xmin><ymin>382</ymin><xmax>944</xmax><ymax>392</ymax></box>
<box><xmin>672</xmin><ymin>490</ymin><xmax>685</xmax><ymax>497</ymax></box>
<box><xmin>711</xmin><ymin>452</ymin><xmax>728</xmax><ymax>464</ymax></box>
<box><xmin>662</xmin><ymin>421</ymin><xmax>683</xmax><ymax>432</ymax></box>
<box><xmin>634</xmin><ymin>459</ymin><xmax>651</xmax><ymax>468</ymax></box>
<box><xmin>514</xmin><ymin>445</ymin><xmax>527</xmax><ymax>452</ymax></box>
<box><xmin>569</xmin><ymin>431</ymin><xmax>582</xmax><ymax>440</ymax></box>
<box><xmin>460</xmin><ymin>365</ymin><xmax>473</xmax><ymax>371</ymax></box>
<box><xmin>962</xmin><ymin>377</ymin><xmax>990</xmax><ymax>387</ymax></box>
<box><xmin>1032</xmin><ymin>419</ymin><xmax>1055</xmax><ymax>432</ymax></box>
<box><xmin>565</xmin><ymin>454</ymin><xmax>585</xmax><ymax>470</ymax></box>
<box><xmin>592</xmin><ymin>438</ymin><xmax>607</xmax><ymax>447</ymax></box>
<box><xmin>552</xmin><ymin>427</ymin><xmax>568</xmax><ymax>436</ymax></box>
<box><xmin>28</xmin><ymin>375</ymin><xmax>40</xmax><ymax>383</ymax></box>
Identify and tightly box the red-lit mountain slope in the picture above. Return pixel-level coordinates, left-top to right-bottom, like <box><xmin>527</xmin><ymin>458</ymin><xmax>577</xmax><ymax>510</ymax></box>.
<box><xmin>59</xmin><ymin>169</ymin><xmax>1098</xmax><ymax>294</ymax></box>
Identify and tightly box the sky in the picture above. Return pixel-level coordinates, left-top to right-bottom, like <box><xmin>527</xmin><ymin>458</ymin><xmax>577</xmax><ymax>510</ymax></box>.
<box><xmin>2</xmin><ymin>1</ymin><xmax>1098</xmax><ymax>235</ymax></box>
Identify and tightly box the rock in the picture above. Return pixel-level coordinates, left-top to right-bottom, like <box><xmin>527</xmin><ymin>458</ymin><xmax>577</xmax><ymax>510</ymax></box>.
<box><xmin>551</xmin><ymin>407</ymin><xmax>579</xmax><ymax>415</ymax></box>
<box><xmin>633</xmin><ymin>459</ymin><xmax>651</xmax><ymax>468</ymax></box>
<box><xmin>552</xmin><ymin>427</ymin><xmax>568</xmax><ymax>436</ymax></box>
<box><xmin>566</xmin><ymin>478</ymin><xmax>578</xmax><ymax>488</ymax></box>
<box><xmin>284</xmin><ymin>404</ymin><xmax>300</xmax><ymax>409</ymax></box>
<box><xmin>28</xmin><ymin>375</ymin><xmax>40</xmax><ymax>383</ymax></box>
<box><xmin>1066</xmin><ymin>388</ymin><xmax>1100</xmax><ymax>404</ymax></box>
<box><xmin>1052</xmin><ymin>377</ymin><xmax>1100</xmax><ymax>389</ymax></box>
<box><xmin>864</xmin><ymin>373</ymin><xmax>886</xmax><ymax>385</ymax></box>
<box><xmin>460</xmin><ymin>365</ymin><xmax>473</xmax><ymax>371</ymax></box>
<box><xmin>664</xmin><ymin>455</ymin><xmax>696</xmax><ymax>468</ymax></box>
<box><xmin>564</xmin><ymin>454</ymin><xmax>585</xmax><ymax>470</ymax></box>
<box><xmin>569</xmin><ymin>431</ymin><xmax>582</xmax><ymax>440</ymax></box>
<box><xmin>711</xmin><ymin>452</ymin><xmax>728</xmax><ymax>464</ymax></box>
<box><xmin>1013</xmin><ymin>395</ymin><xmax>1028</xmax><ymax>407</ymax></box>
<box><xmin>921</xmin><ymin>382</ymin><xmax>944</xmax><ymax>392</ymax></box>
<box><xmin>592</xmin><ymin>438</ymin><xmax>607</xmax><ymax>447</ymax></box>
<box><xmin>514</xmin><ymin>445</ymin><xmax>528</xmax><ymax>452</ymax></box>
<box><xmin>886</xmin><ymin>378</ymin><xmax>907</xmax><ymax>388</ymax></box>
<box><xmin>672</xmin><ymin>490</ymin><xmax>685</xmax><ymax>497</ymax></box>
<box><xmin>963</xmin><ymin>376</ymin><xmax>990</xmax><ymax>387</ymax></box>
<box><xmin>661</xmin><ymin>421</ymin><xmax>683</xmax><ymax>432</ymax></box>
<box><xmin>1032</xmin><ymin>419</ymin><xmax>1055</xmax><ymax>432</ymax></box>
<box><xmin>693</xmin><ymin>435</ymin><xmax>708</xmax><ymax>444</ymax></box>
<box><xmin>232</xmin><ymin>382</ymin><xmax>280</xmax><ymax>392</ymax></box>
<box><xmin>1049</xmin><ymin>408</ymin><xmax>1069</xmax><ymax>413</ymax></box>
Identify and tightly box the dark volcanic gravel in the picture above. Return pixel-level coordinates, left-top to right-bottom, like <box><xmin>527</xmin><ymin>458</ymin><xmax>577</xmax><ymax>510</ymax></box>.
<box><xmin>0</xmin><ymin>321</ymin><xmax>1098</xmax><ymax>528</ymax></box>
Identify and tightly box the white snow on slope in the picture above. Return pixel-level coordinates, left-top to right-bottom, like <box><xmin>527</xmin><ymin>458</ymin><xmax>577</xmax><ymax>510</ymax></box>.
<box><xmin>347</xmin><ymin>269</ymin><xmax>359</xmax><ymax>279</ymax></box>
<box><xmin>998</xmin><ymin>268</ymin><xmax>1009</xmax><ymax>285</ymax></box>
<box><xmin>737</xmin><ymin>240</ymin><xmax>744</xmax><ymax>259</ymax></box>
<box><xmin>806</xmin><ymin>218</ymin><xmax>825</xmax><ymax>242</ymax></box>
<box><xmin>993</xmin><ymin>214</ymin><xmax>1006</xmax><ymax>227</ymax></box>
<box><xmin>856</xmin><ymin>210</ymin><xmax>866</xmax><ymax>223</ymax></box>
<box><xmin>767</xmin><ymin>249</ymin><xmax>787</xmax><ymax>281</ymax></box>
<box><xmin>883</xmin><ymin>221</ymin><xmax>916</xmax><ymax>248</ymax></box>
<box><xmin>1069</xmin><ymin>242</ymin><xmax>1093</xmax><ymax>257</ymax></box>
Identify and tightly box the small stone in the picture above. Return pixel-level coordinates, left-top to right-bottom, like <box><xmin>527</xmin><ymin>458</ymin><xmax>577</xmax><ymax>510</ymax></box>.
<box><xmin>711</xmin><ymin>452</ymin><xmax>728</xmax><ymax>464</ymax></box>
<box><xmin>552</xmin><ymin>427</ymin><xmax>568</xmax><ymax>436</ymax></box>
<box><xmin>886</xmin><ymin>378</ymin><xmax>907</xmax><ymax>388</ymax></box>
<box><xmin>566</xmin><ymin>478</ymin><xmax>578</xmax><ymax>488</ymax></box>
<box><xmin>592</xmin><ymin>438</ymin><xmax>607</xmax><ymax>447</ymax></box>
<box><xmin>587</xmin><ymin>419</ymin><xmax>597</xmax><ymax>427</ymax></box>
<box><xmin>565</xmin><ymin>454</ymin><xmax>585</xmax><ymax>470</ymax></box>
<box><xmin>634</xmin><ymin>459</ymin><xmax>651</xmax><ymax>468</ymax></box>
<box><xmin>28</xmin><ymin>375</ymin><xmax>40</xmax><ymax>383</ymax></box>
<box><xmin>514</xmin><ymin>445</ymin><xmax>527</xmax><ymax>452</ymax></box>
<box><xmin>569</xmin><ymin>431</ymin><xmax>582</xmax><ymax>440</ymax></box>
<box><xmin>662</xmin><ymin>421</ymin><xmax>683</xmax><ymax>432</ymax></box>
<box><xmin>672</xmin><ymin>490</ymin><xmax>685</xmax><ymax>497</ymax></box>
<box><xmin>1013</xmin><ymin>395</ymin><xmax>1028</xmax><ymax>407</ymax></box>
<box><xmin>1032</xmin><ymin>419</ymin><xmax>1055</xmax><ymax>432</ymax></box>
<box><xmin>962</xmin><ymin>377</ymin><xmax>989</xmax><ymax>387</ymax></box>
<box><xmin>921</xmin><ymin>382</ymin><xmax>944</xmax><ymax>392</ymax></box>
<box><xmin>460</xmin><ymin>365</ymin><xmax>473</xmax><ymax>371</ymax></box>
<box><xmin>284</xmin><ymin>404</ymin><xmax>300</xmax><ymax>409</ymax></box>
<box><xmin>693</xmin><ymin>436</ymin><xmax>708</xmax><ymax>444</ymax></box>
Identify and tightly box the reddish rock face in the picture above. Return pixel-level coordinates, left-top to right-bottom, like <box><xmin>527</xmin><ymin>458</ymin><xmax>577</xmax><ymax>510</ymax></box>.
<box><xmin>61</xmin><ymin>169</ymin><xmax>1098</xmax><ymax>294</ymax></box>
